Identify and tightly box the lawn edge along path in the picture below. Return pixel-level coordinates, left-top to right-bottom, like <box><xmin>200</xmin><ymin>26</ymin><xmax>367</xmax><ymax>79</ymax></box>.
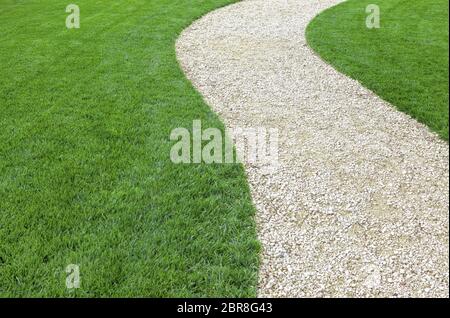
<box><xmin>306</xmin><ymin>0</ymin><xmax>449</xmax><ymax>141</ymax></box>
<box><xmin>0</xmin><ymin>0</ymin><xmax>259</xmax><ymax>297</ymax></box>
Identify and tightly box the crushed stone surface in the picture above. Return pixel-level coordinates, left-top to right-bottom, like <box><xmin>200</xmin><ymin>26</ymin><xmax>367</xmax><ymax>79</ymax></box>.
<box><xmin>176</xmin><ymin>0</ymin><xmax>449</xmax><ymax>297</ymax></box>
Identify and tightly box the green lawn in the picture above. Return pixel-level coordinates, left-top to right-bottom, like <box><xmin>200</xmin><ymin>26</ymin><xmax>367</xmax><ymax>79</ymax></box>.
<box><xmin>307</xmin><ymin>0</ymin><xmax>449</xmax><ymax>141</ymax></box>
<box><xmin>0</xmin><ymin>0</ymin><xmax>259</xmax><ymax>297</ymax></box>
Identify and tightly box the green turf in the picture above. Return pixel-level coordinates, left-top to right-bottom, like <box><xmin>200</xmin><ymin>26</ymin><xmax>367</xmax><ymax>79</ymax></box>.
<box><xmin>0</xmin><ymin>0</ymin><xmax>260</xmax><ymax>297</ymax></box>
<box><xmin>306</xmin><ymin>0</ymin><xmax>449</xmax><ymax>141</ymax></box>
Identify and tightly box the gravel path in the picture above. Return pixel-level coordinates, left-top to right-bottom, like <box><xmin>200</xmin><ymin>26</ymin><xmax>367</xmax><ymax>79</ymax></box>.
<box><xmin>176</xmin><ymin>0</ymin><xmax>449</xmax><ymax>297</ymax></box>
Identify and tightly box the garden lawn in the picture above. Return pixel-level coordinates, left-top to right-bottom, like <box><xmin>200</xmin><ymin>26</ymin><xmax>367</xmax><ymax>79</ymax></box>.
<box><xmin>0</xmin><ymin>0</ymin><xmax>259</xmax><ymax>297</ymax></box>
<box><xmin>307</xmin><ymin>0</ymin><xmax>449</xmax><ymax>141</ymax></box>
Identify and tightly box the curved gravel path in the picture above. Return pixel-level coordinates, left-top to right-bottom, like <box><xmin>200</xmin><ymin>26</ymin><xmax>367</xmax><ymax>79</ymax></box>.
<box><xmin>176</xmin><ymin>0</ymin><xmax>449</xmax><ymax>297</ymax></box>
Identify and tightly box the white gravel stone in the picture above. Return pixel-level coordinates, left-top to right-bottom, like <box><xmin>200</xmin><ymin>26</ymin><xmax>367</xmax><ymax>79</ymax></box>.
<box><xmin>176</xmin><ymin>0</ymin><xmax>449</xmax><ymax>297</ymax></box>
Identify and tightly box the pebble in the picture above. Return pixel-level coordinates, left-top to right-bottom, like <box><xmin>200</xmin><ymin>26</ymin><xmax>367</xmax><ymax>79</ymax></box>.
<box><xmin>176</xmin><ymin>0</ymin><xmax>449</xmax><ymax>297</ymax></box>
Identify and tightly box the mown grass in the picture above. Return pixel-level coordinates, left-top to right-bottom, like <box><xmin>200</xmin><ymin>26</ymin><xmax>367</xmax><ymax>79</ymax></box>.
<box><xmin>307</xmin><ymin>0</ymin><xmax>449</xmax><ymax>140</ymax></box>
<box><xmin>0</xmin><ymin>0</ymin><xmax>260</xmax><ymax>297</ymax></box>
